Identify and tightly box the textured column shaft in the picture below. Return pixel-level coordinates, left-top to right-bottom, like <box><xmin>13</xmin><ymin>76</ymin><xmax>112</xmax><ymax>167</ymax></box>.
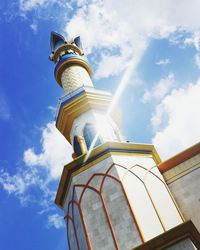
<box><xmin>61</xmin><ymin>65</ymin><xmax>93</xmax><ymax>94</ymax></box>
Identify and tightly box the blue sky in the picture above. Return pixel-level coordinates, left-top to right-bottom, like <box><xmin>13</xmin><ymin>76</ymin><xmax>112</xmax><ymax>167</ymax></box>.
<box><xmin>1</xmin><ymin>1</ymin><xmax>200</xmax><ymax>249</ymax></box>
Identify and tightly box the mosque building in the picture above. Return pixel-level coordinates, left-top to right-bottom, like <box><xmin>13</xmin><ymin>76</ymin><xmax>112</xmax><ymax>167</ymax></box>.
<box><xmin>49</xmin><ymin>32</ymin><xmax>200</xmax><ymax>250</ymax></box>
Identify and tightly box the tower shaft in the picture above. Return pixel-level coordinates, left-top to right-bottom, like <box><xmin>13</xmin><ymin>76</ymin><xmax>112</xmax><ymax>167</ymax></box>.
<box><xmin>61</xmin><ymin>65</ymin><xmax>93</xmax><ymax>94</ymax></box>
<box><xmin>49</xmin><ymin>32</ymin><xmax>199</xmax><ymax>250</ymax></box>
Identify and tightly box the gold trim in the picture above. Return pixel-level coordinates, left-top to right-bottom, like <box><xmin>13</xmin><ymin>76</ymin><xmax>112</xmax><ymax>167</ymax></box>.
<box><xmin>56</xmin><ymin>91</ymin><xmax>113</xmax><ymax>142</ymax></box>
<box><xmin>78</xmin><ymin>136</ymin><xmax>87</xmax><ymax>155</ymax></box>
<box><xmin>159</xmin><ymin>141</ymin><xmax>200</xmax><ymax>173</ymax></box>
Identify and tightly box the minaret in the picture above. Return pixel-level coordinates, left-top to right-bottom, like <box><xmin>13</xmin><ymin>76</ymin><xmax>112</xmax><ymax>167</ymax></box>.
<box><xmin>50</xmin><ymin>32</ymin><xmax>184</xmax><ymax>250</ymax></box>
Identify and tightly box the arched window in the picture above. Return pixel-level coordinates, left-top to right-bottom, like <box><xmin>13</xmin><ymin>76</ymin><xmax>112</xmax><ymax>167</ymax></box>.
<box><xmin>83</xmin><ymin>123</ymin><xmax>101</xmax><ymax>149</ymax></box>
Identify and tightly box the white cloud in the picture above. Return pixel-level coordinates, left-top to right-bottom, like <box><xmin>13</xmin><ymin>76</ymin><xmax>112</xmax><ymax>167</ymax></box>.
<box><xmin>0</xmin><ymin>170</ymin><xmax>25</xmax><ymax>195</ymax></box>
<box><xmin>95</xmin><ymin>53</ymin><xmax>127</xmax><ymax>79</ymax></box>
<box><xmin>195</xmin><ymin>54</ymin><xmax>200</xmax><ymax>69</ymax></box>
<box><xmin>155</xmin><ymin>58</ymin><xmax>170</xmax><ymax>65</ymax></box>
<box><xmin>14</xmin><ymin>0</ymin><xmax>200</xmax><ymax>78</ymax></box>
<box><xmin>1</xmin><ymin>121</ymin><xmax>72</xmax><ymax>227</ymax></box>
<box><xmin>19</xmin><ymin>0</ymin><xmax>50</xmax><ymax>12</ymax></box>
<box><xmin>64</xmin><ymin>0</ymin><xmax>200</xmax><ymax>79</ymax></box>
<box><xmin>65</xmin><ymin>1</ymin><xmax>150</xmax><ymax>79</ymax></box>
<box><xmin>23</xmin><ymin>122</ymin><xmax>73</xmax><ymax>179</ymax></box>
<box><xmin>47</xmin><ymin>105</ymin><xmax>56</xmax><ymax>112</ymax></box>
<box><xmin>30</xmin><ymin>22</ymin><xmax>38</xmax><ymax>33</ymax></box>
<box><xmin>0</xmin><ymin>167</ymin><xmax>44</xmax><ymax>205</ymax></box>
<box><xmin>19</xmin><ymin>0</ymin><xmax>73</xmax><ymax>16</ymax></box>
<box><xmin>47</xmin><ymin>213</ymin><xmax>65</xmax><ymax>229</ymax></box>
<box><xmin>184</xmin><ymin>31</ymin><xmax>200</xmax><ymax>69</ymax></box>
<box><xmin>184</xmin><ymin>31</ymin><xmax>200</xmax><ymax>51</ymax></box>
<box><xmin>0</xmin><ymin>93</ymin><xmax>11</xmax><ymax>120</ymax></box>
<box><xmin>143</xmin><ymin>72</ymin><xmax>175</xmax><ymax>103</ymax></box>
<box><xmin>152</xmin><ymin>79</ymin><xmax>200</xmax><ymax>159</ymax></box>
<box><xmin>0</xmin><ymin>163</ymin><xmax>63</xmax><ymax>228</ymax></box>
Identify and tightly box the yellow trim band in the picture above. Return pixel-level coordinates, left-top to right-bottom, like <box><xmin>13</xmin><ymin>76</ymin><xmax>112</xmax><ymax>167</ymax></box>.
<box><xmin>56</xmin><ymin>91</ymin><xmax>114</xmax><ymax>142</ymax></box>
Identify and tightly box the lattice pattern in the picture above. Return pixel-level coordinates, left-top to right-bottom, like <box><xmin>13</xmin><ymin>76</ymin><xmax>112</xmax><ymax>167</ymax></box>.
<box><xmin>61</xmin><ymin>65</ymin><xmax>93</xmax><ymax>94</ymax></box>
<box><xmin>65</xmin><ymin>163</ymin><xmax>183</xmax><ymax>249</ymax></box>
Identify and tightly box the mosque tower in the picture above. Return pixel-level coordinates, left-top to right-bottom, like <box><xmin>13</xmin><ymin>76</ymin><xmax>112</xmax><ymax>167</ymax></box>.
<box><xmin>49</xmin><ymin>32</ymin><xmax>200</xmax><ymax>250</ymax></box>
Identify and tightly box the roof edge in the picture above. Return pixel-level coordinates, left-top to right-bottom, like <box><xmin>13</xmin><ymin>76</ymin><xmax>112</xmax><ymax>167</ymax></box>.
<box><xmin>158</xmin><ymin>141</ymin><xmax>200</xmax><ymax>173</ymax></box>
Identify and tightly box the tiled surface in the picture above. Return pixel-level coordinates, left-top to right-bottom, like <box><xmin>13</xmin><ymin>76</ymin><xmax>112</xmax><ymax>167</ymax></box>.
<box><xmin>167</xmin><ymin>166</ymin><xmax>200</xmax><ymax>232</ymax></box>
<box><xmin>81</xmin><ymin>188</ymin><xmax>116</xmax><ymax>250</ymax></box>
<box><xmin>74</xmin><ymin>203</ymin><xmax>88</xmax><ymax>250</ymax></box>
<box><xmin>166</xmin><ymin>238</ymin><xmax>197</xmax><ymax>250</ymax></box>
<box><xmin>67</xmin><ymin>219</ymin><xmax>78</xmax><ymax>250</ymax></box>
<box><xmin>61</xmin><ymin>65</ymin><xmax>93</xmax><ymax>94</ymax></box>
<box><xmin>64</xmin><ymin>154</ymin><xmax>184</xmax><ymax>249</ymax></box>
<box><xmin>164</xmin><ymin>153</ymin><xmax>200</xmax><ymax>183</ymax></box>
<box><xmin>102</xmin><ymin>175</ymin><xmax>142</xmax><ymax>249</ymax></box>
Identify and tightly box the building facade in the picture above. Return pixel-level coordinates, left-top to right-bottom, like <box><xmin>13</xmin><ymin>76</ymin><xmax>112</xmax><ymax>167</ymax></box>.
<box><xmin>49</xmin><ymin>32</ymin><xmax>200</xmax><ymax>250</ymax></box>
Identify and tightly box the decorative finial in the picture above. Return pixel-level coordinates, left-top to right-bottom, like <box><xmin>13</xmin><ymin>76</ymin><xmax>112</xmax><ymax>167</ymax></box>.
<box><xmin>49</xmin><ymin>32</ymin><xmax>84</xmax><ymax>63</ymax></box>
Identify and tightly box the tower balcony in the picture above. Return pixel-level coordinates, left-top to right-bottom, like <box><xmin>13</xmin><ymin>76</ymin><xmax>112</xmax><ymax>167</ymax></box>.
<box><xmin>55</xmin><ymin>87</ymin><xmax>122</xmax><ymax>144</ymax></box>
